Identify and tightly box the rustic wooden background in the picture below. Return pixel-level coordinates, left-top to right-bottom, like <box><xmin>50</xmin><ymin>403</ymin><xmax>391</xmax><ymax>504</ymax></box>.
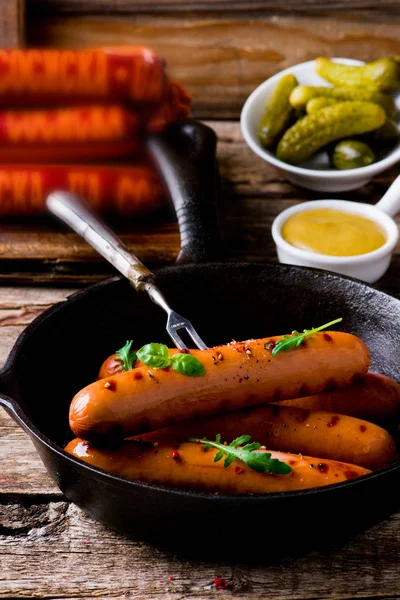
<box><xmin>1</xmin><ymin>1</ymin><xmax>400</xmax><ymax>598</ymax></box>
<box><xmin>0</xmin><ymin>0</ymin><xmax>399</xmax><ymax>285</ymax></box>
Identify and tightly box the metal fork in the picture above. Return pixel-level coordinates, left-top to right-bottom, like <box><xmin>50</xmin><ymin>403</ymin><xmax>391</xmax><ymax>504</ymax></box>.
<box><xmin>46</xmin><ymin>190</ymin><xmax>207</xmax><ymax>351</ymax></box>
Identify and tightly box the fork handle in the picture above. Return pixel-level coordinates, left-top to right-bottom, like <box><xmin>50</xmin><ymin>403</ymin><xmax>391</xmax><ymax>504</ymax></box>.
<box><xmin>46</xmin><ymin>190</ymin><xmax>154</xmax><ymax>291</ymax></box>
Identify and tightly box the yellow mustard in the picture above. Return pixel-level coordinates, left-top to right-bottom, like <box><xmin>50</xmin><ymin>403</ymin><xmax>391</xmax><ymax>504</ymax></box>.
<box><xmin>282</xmin><ymin>208</ymin><xmax>386</xmax><ymax>257</ymax></box>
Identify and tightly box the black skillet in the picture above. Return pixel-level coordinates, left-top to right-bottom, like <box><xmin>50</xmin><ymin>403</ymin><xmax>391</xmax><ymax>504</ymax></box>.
<box><xmin>0</xmin><ymin>120</ymin><xmax>400</xmax><ymax>553</ymax></box>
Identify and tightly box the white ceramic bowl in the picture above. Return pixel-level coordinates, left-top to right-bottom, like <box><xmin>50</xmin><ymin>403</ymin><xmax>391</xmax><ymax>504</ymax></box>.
<box><xmin>240</xmin><ymin>58</ymin><xmax>400</xmax><ymax>192</ymax></box>
<box><xmin>271</xmin><ymin>175</ymin><xmax>400</xmax><ymax>283</ymax></box>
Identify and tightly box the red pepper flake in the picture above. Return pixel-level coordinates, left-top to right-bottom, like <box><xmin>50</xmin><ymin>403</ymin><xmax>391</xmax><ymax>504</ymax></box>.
<box><xmin>171</xmin><ymin>450</ymin><xmax>180</xmax><ymax>460</ymax></box>
<box><xmin>83</xmin><ymin>541</ymin><xmax>89</xmax><ymax>545</ymax></box>
<box><xmin>104</xmin><ymin>380</ymin><xmax>116</xmax><ymax>391</ymax></box>
<box><xmin>234</xmin><ymin>466</ymin><xmax>244</xmax><ymax>475</ymax></box>
<box><xmin>133</xmin><ymin>371</ymin><xmax>143</xmax><ymax>381</ymax></box>
<box><xmin>239</xmin><ymin>378</ymin><xmax>243</xmax><ymax>383</ymax></box>
<box><xmin>360</xmin><ymin>425</ymin><xmax>367</xmax><ymax>433</ymax></box>
<box><xmin>179</xmin><ymin>348</ymin><xmax>190</xmax><ymax>354</ymax></box>
<box><xmin>327</xmin><ymin>415</ymin><xmax>340</xmax><ymax>428</ymax></box>
<box><xmin>317</xmin><ymin>463</ymin><xmax>329</xmax><ymax>473</ymax></box>
<box><xmin>169</xmin><ymin>576</ymin><xmax>175</xmax><ymax>581</ymax></box>
<box><xmin>214</xmin><ymin>578</ymin><xmax>228</xmax><ymax>590</ymax></box>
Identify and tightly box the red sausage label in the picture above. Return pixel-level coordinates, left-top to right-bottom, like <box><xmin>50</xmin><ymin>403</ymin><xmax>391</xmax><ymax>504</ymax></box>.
<box><xmin>0</xmin><ymin>165</ymin><xmax>164</xmax><ymax>216</ymax></box>
<box><xmin>0</xmin><ymin>48</ymin><xmax>166</xmax><ymax>104</ymax></box>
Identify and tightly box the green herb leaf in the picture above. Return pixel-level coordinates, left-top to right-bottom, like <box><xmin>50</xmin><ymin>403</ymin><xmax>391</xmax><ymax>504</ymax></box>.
<box><xmin>272</xmin><ymin>318</ymin><xmax>343</xmax><ymax>357</ymax></box>
<box><xmin>137</xmin><ymin>343</ymin><xmax>171</xmax><ymax>369</ymax></box>
<box><xmin>115</xmin><ymin>340</ymin><xmax>137</xmax><ymax>371</ymax></box>
<box><xmin>189</xmin><ymin>435</ymin><xmax>292</xmax><ymax>476</ymax></box>
<box><xmin>171</xmin><ymin>353</ymin><xmax>206</xmax><ymax>377</ymax></box>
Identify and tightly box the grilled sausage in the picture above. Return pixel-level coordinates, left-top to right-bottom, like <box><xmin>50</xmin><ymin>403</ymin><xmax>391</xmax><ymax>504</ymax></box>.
<box><xmin>65</xmin><ymin>438</ymin><xmax>371</xmax><ymax>493</ymax></box>
<box><xmin>277</xmin><ymin>372</ymin><xmax>400</xmax><ymax>424</ymax></box>
<box><xmin>133</xmin><ymin>404</ymin><xmax>396</xmax><ymax>469</ymax></box>
<box><xmin>99</xmin><ymin>352</ymin><xmax>400</xmax><ymax>427</ymax></box>
<box><xmin>70</xmin><ymin>332</ymin><xmax>370</xmax><ymax>440</ymax></box>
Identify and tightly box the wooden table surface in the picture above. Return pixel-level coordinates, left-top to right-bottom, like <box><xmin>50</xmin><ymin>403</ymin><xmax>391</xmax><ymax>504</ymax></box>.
<box><xmin>1</xmin><ymin>1</ymin><xmax>400</xmax><ymax>598</ymax></box>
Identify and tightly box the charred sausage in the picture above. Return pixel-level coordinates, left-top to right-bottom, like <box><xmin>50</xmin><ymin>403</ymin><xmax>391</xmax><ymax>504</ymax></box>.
<box><xmin>133</xmin><ymin>404</ymin><xmax>396</xmax><ymax>469</ymax></box>
<box><xmin>278</xmin><ymin>372</ymin><xmax>400</xmax><ymax>424</ymax></box>
<box><xmin>70</xmin><ymin>332</ymin><xmax>370</xmax><ymax>440</ymax></box>
<box><xmin>65</xmin><ymin>438</ymin><xmax>371</xmax><ymax>494</ymax></box>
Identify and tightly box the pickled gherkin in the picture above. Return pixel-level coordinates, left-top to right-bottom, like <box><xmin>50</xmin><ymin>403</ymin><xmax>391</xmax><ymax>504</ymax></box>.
<box><xmin>331</xmin><ymin>140</ymin><xmax>375</xmax><ymax>170</ymax></box>
<box><xmin>258</xmin><ymin>74</ymin><xmax>298</xmax><ymax>149</ymax></box>
<box><xmin>289</xmin><ymin>85</ymin><xmax>396</xmax><ymax>118</ymax></box>
<box><xmin>276</xmin><ymin>101</ymin><xmax>386</xmax><ymax>165</ymax></box>
<box><xmin>316</xmin><ymin>57</ymin><xmax>400</xmax><ymax>92</ymax></box>
<box><xmin>306</xmin><ymin>97</ymin><xmax>338</xmax><ymax>114</ymax></box>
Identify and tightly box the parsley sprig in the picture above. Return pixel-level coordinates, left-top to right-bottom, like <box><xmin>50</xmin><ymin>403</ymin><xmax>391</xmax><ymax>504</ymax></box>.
<box><xmin>116</xmin><ymin>340</ymin><xmax>137</xmax><ymax>371</ymax></box>
<box><xmin>190</xmin><ymin>434</ymin><xmax>292</xmax><ymax>475</ymax></box>
<box><xmin>272</xmin><ymin>318</ymin><xmax>343</xmax><ymax>357</ymax></box>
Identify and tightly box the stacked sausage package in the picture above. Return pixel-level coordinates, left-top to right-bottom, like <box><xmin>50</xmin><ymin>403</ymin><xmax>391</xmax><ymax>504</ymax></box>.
<box><xmin>0</xmin><ymin>47</ymin><xmax>191</xmax><ymax>215</ymax></box>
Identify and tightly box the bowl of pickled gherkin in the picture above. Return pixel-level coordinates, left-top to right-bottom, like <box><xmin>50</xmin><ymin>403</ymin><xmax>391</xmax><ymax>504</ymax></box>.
<box><xmin>240</xmin><ymin>57</ymin><xmax>400</xmax><ymax>192</ymax></box>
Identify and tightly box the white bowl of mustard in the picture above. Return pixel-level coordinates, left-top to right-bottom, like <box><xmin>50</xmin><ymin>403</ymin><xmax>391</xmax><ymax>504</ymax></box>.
<box><xmin>240</xmin><ymin>58</ymin><xmax>400</xmax><ymax>193</ymax></box>
<box><xmin>271</xmin><ymin>175</ymin><xmax>400</xmax><ymax>283</ymax></box>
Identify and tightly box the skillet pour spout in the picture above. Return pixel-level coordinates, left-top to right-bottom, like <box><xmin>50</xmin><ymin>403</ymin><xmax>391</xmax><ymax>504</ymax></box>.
<box><xmin>0</xmin><ymin>120</ymin><xmax>400</xmax><ymax>549</ymax></box>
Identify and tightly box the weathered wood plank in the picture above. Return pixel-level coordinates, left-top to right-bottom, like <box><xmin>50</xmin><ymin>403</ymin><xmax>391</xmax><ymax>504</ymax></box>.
<box><xmin>25</xmin><ymin>15</ymin><xmax>400</xmax><ymax>118</ymax></box>
<box><xmin>25</xmin><ymin>0</ymin><xmax>400</xmax><ymax>15</ymax></box>
<box><xmin>0</xmin><ymin>220</ymin><xmax>180</xmax><ymax>261</ymax></box>
<box><xmin>0</xmin><ymin>288</ymin><xmax>75</xmax><ymax>496</ymax></box>
<box><xmin>0</xmin><ymin>0</ymin><xmax>24</xmax><ymax>47</ymax></box>
<box><xmin>0</xmin><ymin>499</ymin><xmax>400</xmax><ymax>599</ymax></box>
<box><xmin>0</xmin><ymin>411</ymin><xmax>59</xmax><ymax>495</ymax></box>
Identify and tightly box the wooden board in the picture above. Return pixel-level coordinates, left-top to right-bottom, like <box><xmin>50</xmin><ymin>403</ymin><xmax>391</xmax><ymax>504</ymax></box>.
<box><xmin>25</xmin><ymin>12</ymin><xmax>400</xmax><ymax>118</ymax></box>
<box><xmin>25</xmin><ymin>1</ymin><xmax>400</xmax><ymax>14</ymax></box>
<box><xmin>0</xmin><ymin>0</ymin><xmax>24</xmax><ymax>47</ymax></box>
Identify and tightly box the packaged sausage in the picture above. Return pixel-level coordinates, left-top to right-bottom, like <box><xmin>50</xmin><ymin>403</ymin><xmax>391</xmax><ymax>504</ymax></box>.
<box><xmin>0</xmin><ymin>105</ymin><xmax>140</xmax><ymax>161</ymax></box>
<box><xmin>0</xmin><ymin>47</ymin><xmax>168</xmax><ymax>106</ymax></box>
<box><xmin>0</xmin><ymin>164</ymin><xmax>165</xmax><ymax>216</ymax></box>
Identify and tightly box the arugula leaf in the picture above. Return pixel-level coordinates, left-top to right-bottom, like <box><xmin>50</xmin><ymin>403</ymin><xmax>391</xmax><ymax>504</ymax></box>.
<box><xmin>115</xmin><ymin>340</ymin><xmax>137</xmax><ymax>371</ymax></box>
<box><xmin>171</xmin><ymin>353</ymin><xmax>206</xmax><ymax>377</ymax></box>
<box><xmin>272</xmin><ymin>318</ymin><xmax>343</xmax><ymax>357</ymax></box>
<box><xmin>136</xmin><ymin>343</ymin><xmax>171</xmax><ymax>369</ymax></box>
<box><xmin>190</xmin><ymin>435</ymin><xmax>292</xmax><ymax>475</ymax></box>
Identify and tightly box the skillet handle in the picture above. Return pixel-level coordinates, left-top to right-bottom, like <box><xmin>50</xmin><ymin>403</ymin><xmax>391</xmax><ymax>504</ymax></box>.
<box><xmin>147</xmin><ymin>119</ymin><xmax>224</xmax><ymax>264</ymax></box>
<box><xmin>0</xmin><ymin>368</ymin><xmax>26</xmax><ymax>429</ymax></box>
